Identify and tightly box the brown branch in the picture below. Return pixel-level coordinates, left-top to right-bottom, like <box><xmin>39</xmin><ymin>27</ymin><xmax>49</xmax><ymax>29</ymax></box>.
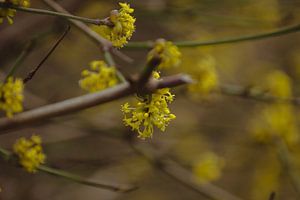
<box><xmin>0</xmin><ymin>75</ymin><xmax>191</xmax><ymax>132</ymax></box>
<box><xmin>129</xmin><ymin>142</ymin><xmax>244</xmax><ymax>200</ymax></box>
<box><xmin>23</xmin><ymin>25</ymin><xmax>70</xmax><ymax>83</ymax></box>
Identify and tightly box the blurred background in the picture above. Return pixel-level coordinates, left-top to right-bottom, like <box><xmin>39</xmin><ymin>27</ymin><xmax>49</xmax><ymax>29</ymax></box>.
<box><xmin>1</xmin><ymin>0</ymin><xmax>300</xmax><ymax>199</ymax></box>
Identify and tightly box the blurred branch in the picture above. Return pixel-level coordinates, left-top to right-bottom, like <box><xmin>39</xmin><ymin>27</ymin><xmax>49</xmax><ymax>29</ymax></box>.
<box><xmin>40</xmin><ymin>0</ymin><xmax>133</xmax><ymax>64</ymax></box>
<box><xmin>0</xmin><ymin>2</ymin><xmax>112</xmax><ymax>26</ymax></box>
<box><xmin>5</xmin><ymin>40</ymin><xmax>35</xmax><ymax>80</ymax></box>
<box><xmin>23</xmin><ymin>25</ymin><xmax>70</xmax><ymax>83</ymax></box>
<box><xmin>275</xmin><ymin>139</ymin><xmax>300</xmax><ymax>197</ymax></box>
<box><xmin>0</xmin><ymin>147</ymin><xmax>136</xmax><ymax>192</ymax></box>
<box><xmin>129</xmin><ymin>142</ymin><xmax>244</xmax><ymax>200</ymax></box>
<box><xmin>0</xmin><ymin>74</ymin><xmax>191</xmax><ymax>132</ymax></box>
<box><xmin>219</xmin><ymin>84</ymin><xmax>300</xmax><ymax>105</ymax></box>
<box><xmin>125</xmin><ymin>23</ymin><xmax>300</xmax><ymax>49</ymax></box>
<box><xmin>269</xmin><ymin>192</ymin><xmax>276</xmax><ymax>200</ymax></box>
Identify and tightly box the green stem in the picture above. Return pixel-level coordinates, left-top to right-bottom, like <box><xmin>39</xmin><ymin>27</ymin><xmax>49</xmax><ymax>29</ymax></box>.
<box><xmin>0</xmin><ymin>3</ymin><xmax>110</xmax><ymax>26</ymax></box>
<box><xmin>0</xmin><ymin>146</ymin><xmax>135</xmax><ymax>192</ymax></box>
<box><xmin>38</xmin><ymin>165</ymin><xmax>136</xmax><ymax>192</ymax></box>
<box><xmin>125</xmin><ymin>23</ymin><xmax>300</xmax><ymax>49</ymax></box>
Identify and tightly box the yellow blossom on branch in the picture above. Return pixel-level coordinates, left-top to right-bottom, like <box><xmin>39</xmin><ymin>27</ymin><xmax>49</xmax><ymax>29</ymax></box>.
<box><xmin>13</xmin><ymin>135</ymin><xmax>46</xmax><ymax>173</ymax></box>
<box><xmin>193</xmin><ymin>152</ymin><xmax>224</xmax><ymax>183</ymax></box>
<box><xmin>187</xmin><ymin>55</ymin><xmax>218</xmax><ymax>96</ymax></box>
<box><xmin>93</xmin><ymin>2</ymin><xmax>136</xmax><ymax>48</ymax></box>
<box><xmin>0</xmin><ymin>77</ymin><xmax>24</xmax><ymax>118</ymax></box>
<box><xmin>147</xmin><ymin>39</ymin><xmax>181</xmax><ymax>69</ymax></box>
<box><xmin>79</xmin><ymin>60</ymin><xmax>119</xmax><ymax>93</ymax></box>
<box><xmin>0</xmin><ymin>0</ymin><xmax>30</xmax><ymax>24</ymax></box>
<box><xmin>121</xmin><ymin>72</ymin><xmax>176</xmax><ymax>139</ymax></box>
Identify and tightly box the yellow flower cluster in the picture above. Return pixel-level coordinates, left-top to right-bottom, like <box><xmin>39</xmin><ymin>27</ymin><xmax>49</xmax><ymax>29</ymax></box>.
<box><xmin>147</xmin><ymin>39</ymin><xmax>181</xmax><ymax>69</ymax></box>
<box><xmin>187</xmin><ymin>55</ymin><xmax>218</xmax><ymax>96</ymax></box>
<box><xmin>121</xmin><ymin>72</ymin><xmax>176</xmax><ymax>139</ymax></box>
<box><xmin>250</xmin><ymin>70</ymin><xmax>298</xmax><ymax>146</ymax></box>
<box><xmin>13</xmin><ymin>135</ymin><xmax>46</xmax><ymax>173</ymax></box>
<box><xmin>192</xmin><ymin>152</ymin><xmax>224</xmax><ymax>183</ymax></box>
<box><xmin>93</xmin><ymin>3</ymin><xmax>135</xmax><ymax>48</ymax></box>
<box><xmin>0</xmin><ymin>77</ymin><xmax>24</xmax><ymax>118</ymax></box>
<box><xmin>79</xmin><ymin>60</ymin><xmax>118</xmax><ymax>93</ymax></box>
<box><xmin>0</xmin><ymin>0</ymin><xmax>30</xmax><ymax>24</ymax></box>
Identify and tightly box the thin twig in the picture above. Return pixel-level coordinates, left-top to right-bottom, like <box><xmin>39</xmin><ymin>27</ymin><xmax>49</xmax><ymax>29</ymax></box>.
<box><xmin>125</xmin><ymin>23</ymin><xmax>300</xmax><ymax>49</ymax></box>
<box><xmin>23</xmin><ymin>25</ymin><xmax>70</xmax><ymax>83</ymax></box>
<box><xmin>0</xmin><ymin>147</ymin><xmax>136</xmax><ymax>192</ymax></box>
<box><xmin>38</xmin><ymin>165</ymin><xmax>137</xmax><ymax>192</ymax></box>
<box><xmin>0</xmin><ymin>2</ymin><xmax>112</xmax><ymax>26</ymax></box>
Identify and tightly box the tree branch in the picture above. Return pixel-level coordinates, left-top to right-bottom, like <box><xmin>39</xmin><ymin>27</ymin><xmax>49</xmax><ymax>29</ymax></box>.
<box><xmin>0</xmin><ymin>75</ymin><xmax>191</xmax><ymax>132</ymax></box>
<box><xmin>125</xmin><ymin>23</ymin><xmax>300</xmax><ymax>49</ymax></box>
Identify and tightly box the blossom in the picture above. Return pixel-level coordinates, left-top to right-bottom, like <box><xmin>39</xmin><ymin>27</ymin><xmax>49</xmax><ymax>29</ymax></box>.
<box><xmin>193</xmin><ymin>152</ymin><xmax>224</xmax><ymax>183</ymax></box>
<box><xmin>13</xmin><ymin>135</ymin><xmax>46</xmax><ymax>173</ymax></box>
<box><xmin>121</xmin><ymin>72</ymin><xmax>176</xmax><ymax>139</ymax></box>
<box><xmin>0</xmin><ymin>0</ymin><xmax>30</xmax><ymax>24</ymax></box>
<box><xmin>79</xmin><ymin>60</ymin><xmax>118</xmax><ymax>93</ymax></box>
<box><xmin>250</xmin><ymin>104</ymin><xmax>298</xmax><ymax>146</ymax></box>
<box><xmin>187</xmin><ymin>55</ymin><xmax>218</xmax><ymax>96</ymax></box>
<box><xmin>93</xmin><ymin>2</ymin><xmax>135</xmax><ymax>48</ymax></box>
<box><xmin>0</xmin><ymin>77</ymin><xmax>24</xmax><ymax>118</ymax></box>
<box><xmin>263</xmin><ymin>70</ymin><xmax>292</xmax><ymax>98</ymax></box>
<box><xmin>147</xmin><ymin>39</ymin><xmax>181</xmax><ymax>69</ymax></box>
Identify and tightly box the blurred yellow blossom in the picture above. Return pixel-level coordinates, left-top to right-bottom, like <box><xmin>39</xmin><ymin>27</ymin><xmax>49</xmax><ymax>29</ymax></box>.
<box><xmin>0</xmin><ymin>0</ymin><xmax>30</xmax><ymax>24</ymax></box>
<box><xmin>147</xmin><ymin>39</ymin><xmax>181</xmax><ymax>69</ymax></box>
<box><xmin>250</xmin><ymin>104</ymin><xmax>298</xmax><ymax>146</ymax></box>
<box><xmin>93</xmin><ymin>2</ymin><xmax>135</xmax><ymax>48</ymax></box>
<box><xmin>264</xmin><ymin>70</ymin><xmax>292</xmax><ymax>98</ymax></box>
<box><xmin>13</xmin><ymin>135</ymin><xmax>46</xmax><ymax>173</ymax></box>
<box><xmin>121</xmin><ymin>72</ymin><xmax>176</xmax><ymax>139</ymax></box>
<box><xmin>0</xmin><ymin>77</ymin><xmax>24</xmax><ymax>118</ymax></box>
<box><xmin>193</xmin><ymin>152</ymin><xmax>224</xmax><ymax>183</ymax></box>
<box><xmin>187</xmin><ymin>55</ymin><xmax>218</xmax><ymax>96</ymax></box>
<box><xmin>252</xmin><ymin>154</ymin><xmax>280</xmax><ymax>200</ymax></box>
<box><xmin>79</xmin><ymin>60</ymin><xmax>118</xmax><ymax>93</ymax></box>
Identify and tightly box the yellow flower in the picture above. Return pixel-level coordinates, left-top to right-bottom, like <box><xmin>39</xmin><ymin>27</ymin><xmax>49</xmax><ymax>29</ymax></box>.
<box><xmin>0</xmin><ymin>77</ymin><xmax>24</xmax><ymax>118</ymax></box>
<box><xmin>187</xmin><ymin>55</ymin><xmax>218</xmax><ymax>96</ymax></box>
<box><xmin>264</xmin><ymin>70</ymin><xmax>292</xmax><ymax>98</ymax></box>
<box><xmin>0</xmin><ymin>0</ymin><xmax>30</xmax><ymax>24</ymax></box>
<box><xmin>121</xmin><ymin>72</ymin><xmax>176</xmax><ymax>139</ymax></box>
<box><xmin>93</xmin><ymin>2</ymin><xmax>135</xmax><ymax>48</ymax></box>
<box><xmin>13</xmin><ymin>135</ymin><xmax>46</xmax><ymax>173</ymax></box>
<box><xmin>79</xmin><ymin>60</ymin><xmax>119</xmax><ymax>93</ymax></box>
<box><xmin>147</xmin><ymin>39</ymin><xmax>181</xmax><ymax>69</ymax></box>
<box><xmin>250</xmin><ymin>104</ymin><xmax>298</xmax><ymax>146</ymax></box>
<box><xmin>193</xmin><ymin>152</ymin><xmax>224</xmax><ymax>183</ymax></box>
